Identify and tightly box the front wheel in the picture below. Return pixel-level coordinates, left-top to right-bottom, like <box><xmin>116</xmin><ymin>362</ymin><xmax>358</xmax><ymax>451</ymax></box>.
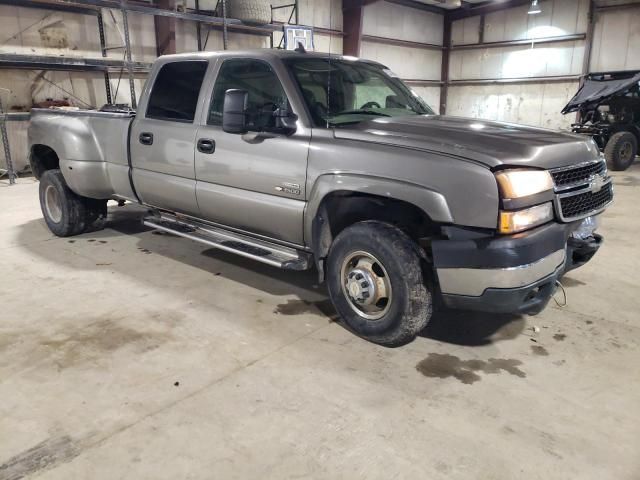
<box><xmin>326</xmin><ymin>221</ymin><xmax>432</xmax><ymax>347</ymax></box>
<box><xmin>604</xmin><ymin>131</ymin><xmax>637</xmax><ymax>171</ymax></box>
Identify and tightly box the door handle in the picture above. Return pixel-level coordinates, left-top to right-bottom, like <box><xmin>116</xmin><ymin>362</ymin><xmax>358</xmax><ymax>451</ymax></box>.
<box><xmin>197</xmin><ymin>138</ymin><xmax>216</xmax><ymax>154</ymax></box>
<box><xmin>139</xmin><ymin>132</ymin><xmax>154</xmax><ymax>145</ymax></box>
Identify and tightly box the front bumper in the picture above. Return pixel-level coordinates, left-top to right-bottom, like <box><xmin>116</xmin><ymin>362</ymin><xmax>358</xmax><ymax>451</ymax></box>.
<box><xmin>432</xmin><ymin>221</ymin><xmax>603</xmax><ymax>315</ymax></box>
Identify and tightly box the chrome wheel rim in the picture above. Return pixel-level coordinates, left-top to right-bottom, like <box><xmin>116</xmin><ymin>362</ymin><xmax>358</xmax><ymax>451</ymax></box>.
<box><xmin>620</xmin><ymin>141</ymin><xmax>633</xmax><ymax>162</ymax></box>
<box><xmin>340</xmin><ymin>251</ymin><xmax>392</xmax><ymax>320</ymax></box>
<box><xmin>44</xmin><ymin>185</ymin><xmax>63</xmax><ymax>223</ymax></box>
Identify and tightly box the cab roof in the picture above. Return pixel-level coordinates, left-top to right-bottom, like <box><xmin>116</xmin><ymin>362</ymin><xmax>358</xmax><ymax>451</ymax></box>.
<box><xmin>157</xmin><ymin>48</ymin><xmax>385</xmax><ymax>67</ymax></box>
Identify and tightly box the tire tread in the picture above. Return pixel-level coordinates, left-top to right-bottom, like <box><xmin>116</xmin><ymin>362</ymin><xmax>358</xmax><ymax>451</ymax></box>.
<box><xmin>327</xmin><ymin>221</ymin><xmax>432</xmax><ymax>347</ymax></box>
<box><xmin>604</xmin><ymin>131</ymin><xmax>637</xmax><ymax>171</ymax></box>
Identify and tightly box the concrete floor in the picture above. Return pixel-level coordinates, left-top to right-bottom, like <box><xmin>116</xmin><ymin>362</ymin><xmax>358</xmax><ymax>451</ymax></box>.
<box><xmin>0</xmin><ymin>167</ymin><xmax>639</xmax><ymax>480</ymax></box>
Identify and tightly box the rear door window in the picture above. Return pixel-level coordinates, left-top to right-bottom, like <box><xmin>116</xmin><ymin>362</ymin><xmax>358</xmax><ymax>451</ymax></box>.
<box><xmin>146</xmin><ymin>61</ymin><xmax>208</xmax><ymax>122</ymax></box>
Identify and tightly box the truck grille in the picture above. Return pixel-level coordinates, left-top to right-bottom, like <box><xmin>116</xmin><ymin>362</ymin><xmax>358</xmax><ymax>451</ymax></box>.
<box><xmin>558</xmin><ymin>182</ymin><xmax>613</xmax><ymax>220</ymax></box>
<box><xmin>551</xmin><ymin>160</ymin><xmax>613</xmax><ymax>222</ymax></box>
<box><xmin>550</xmin><ymin>160</ymin><xmax>606</xmax><ymax>188</ymax></box>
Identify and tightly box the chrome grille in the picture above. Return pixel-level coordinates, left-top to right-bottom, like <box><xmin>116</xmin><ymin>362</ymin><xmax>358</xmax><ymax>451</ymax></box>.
<box><xmin>551</xmin><ymin>160</ymin><xmax>613</xmax><ymax>222</ymax></box>
<box><xmin>558</xmin><ymin>182</ymin><xmax>613</xmax><ymax>220</ymax></box>
<box><xmin>551</xmin><ymin>161</ymin><xmax>606</xmax><ymax>189</ymax></box>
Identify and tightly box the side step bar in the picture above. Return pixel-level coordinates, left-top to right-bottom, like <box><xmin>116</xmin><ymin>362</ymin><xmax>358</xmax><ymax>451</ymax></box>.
<box><xmin>143</xmin><ymin>213</ymin><xmax>312</xmax><ymax>270</ymax></box>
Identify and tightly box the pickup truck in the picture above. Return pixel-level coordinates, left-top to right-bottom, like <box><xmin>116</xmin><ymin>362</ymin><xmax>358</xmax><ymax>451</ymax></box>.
<box><xmin>28</xmin><ymin>49</ymin><xmax>612</xmax><ymax>346</ymax></box>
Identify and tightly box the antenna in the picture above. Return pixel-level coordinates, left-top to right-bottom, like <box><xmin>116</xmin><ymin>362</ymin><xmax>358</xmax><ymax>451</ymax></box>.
<box><xmin>294</xmin><ymin>41</ymin><xmax>306</xmax><ymax>53</ymax></box>
<box><xmin>326</xmin><ymin>1</ymin><xmax>333</xmax><ymax>128</ymax></box>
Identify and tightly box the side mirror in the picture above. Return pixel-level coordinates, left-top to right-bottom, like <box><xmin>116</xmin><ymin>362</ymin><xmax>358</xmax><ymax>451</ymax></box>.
<box><xmin>223</xmin><ymin>89</ymin><xmax>249</xmax><ymax>134</ymax></box>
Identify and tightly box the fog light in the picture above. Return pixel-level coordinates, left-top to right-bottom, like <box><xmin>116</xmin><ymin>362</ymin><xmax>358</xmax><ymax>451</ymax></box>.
<box><xmin>499</xmin><ymin>203</ymin><xmax>553</xmax><ymax>234</ymax></box>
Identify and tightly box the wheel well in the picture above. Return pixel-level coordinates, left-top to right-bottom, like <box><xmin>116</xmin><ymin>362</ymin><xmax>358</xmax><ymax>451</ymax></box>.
<box><xmin>629</xmin><ymin>126</ymin><xmax>640</xmax><ymax>144</ymax></box>
<box><xmin>312</xmin><ymin>191</ymin><xmax>438</xmax><ymax>278</ymax></box>
<box><xmin>609</xmin><ymin>126</ymin><xmax>640</xmax><ymax>144</ymax></box>
<box><xmin>324</xmin><ymin>192</ymin><xmax>435</xmax><ymax>239</ymax></box>
<box><xmin>30</xmin><ymin>144</ymin><xmax>60</xmax><ymax>179</ymax></box>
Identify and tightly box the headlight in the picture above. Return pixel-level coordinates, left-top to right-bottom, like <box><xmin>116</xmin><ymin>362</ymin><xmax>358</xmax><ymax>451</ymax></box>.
<box><xmin>499</xmin><ymin>203</ymin><xmax>554</xmax><ymax>234</ymax></box>
<box><xmin>495</xmin><ymin>169</ymin><xmax>554</xmax><ymax>199</ymax></box>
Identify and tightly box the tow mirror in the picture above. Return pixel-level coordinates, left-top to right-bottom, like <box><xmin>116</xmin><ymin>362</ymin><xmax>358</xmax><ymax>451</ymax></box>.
<box><xmin>223</xmin><ymin>89</ymin><xmax>249</xmax><ymax>134</ymax></box>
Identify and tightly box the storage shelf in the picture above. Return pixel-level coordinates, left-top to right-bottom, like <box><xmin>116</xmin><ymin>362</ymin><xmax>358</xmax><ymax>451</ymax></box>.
<box><xmin>0</xmin><ymin>53</ymin><xmax>151</xmax><ymax>72</ymax></box>
<box><xmin>0</xmin><ymin>0</ymin><xmax>99</xmax><ymax>15</ymax></box>
<box><xmin>4</xmin><ymin>0</ymin><xmax>283</xmax><ymax>32</ymax></box>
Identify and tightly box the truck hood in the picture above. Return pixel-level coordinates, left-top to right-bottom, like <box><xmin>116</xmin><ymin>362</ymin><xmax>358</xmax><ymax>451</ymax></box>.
<box><xmin>333</xmin><ymin>115</ymin><xmax>600</xmax><ymax>169</ymax></box>
<box><xmin>561</xmin><ymin>71</ymin><xmax>640</xmax><ymax>114</ymax></box>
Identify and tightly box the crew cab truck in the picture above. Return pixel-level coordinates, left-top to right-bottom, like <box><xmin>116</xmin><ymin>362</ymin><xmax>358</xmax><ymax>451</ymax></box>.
<box><xmin>29</xmin><ymin>49</ymin><xmax>612</xmax><ymax>347</ymax></box>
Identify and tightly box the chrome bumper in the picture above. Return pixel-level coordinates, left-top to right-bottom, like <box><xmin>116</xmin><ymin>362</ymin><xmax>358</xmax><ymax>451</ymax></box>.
<box><xmin>437</xmin><ymin>249</ymin><xmax>566</xmax><ymax>297</ymax></box>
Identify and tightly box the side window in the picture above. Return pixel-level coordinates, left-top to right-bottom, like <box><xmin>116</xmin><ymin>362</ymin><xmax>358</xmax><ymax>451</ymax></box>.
<box><xmin>146</xmin><ymin>61</ymin><xmax>208</xmax><ymax>122</ymax></box>
<box><xmin>209</xmin><ymin>59</ymin><xmax>288</xmax><ymax>129</ymax></box>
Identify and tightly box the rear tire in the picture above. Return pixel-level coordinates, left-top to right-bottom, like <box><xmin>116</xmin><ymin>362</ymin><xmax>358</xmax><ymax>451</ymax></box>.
<box><xmin>326</xmin><ymin>221</ymin><xmax>432</xmax><ymax>347</ymax></box>
<box><xmin>604</xmin><ymin>131</ymin><xmax>637</xmax><ymax>171</ymax></box>
<box><xmin>39</xmin><ymin>169</ymin><xmax>107</xmax><ymax>237</ymax></box>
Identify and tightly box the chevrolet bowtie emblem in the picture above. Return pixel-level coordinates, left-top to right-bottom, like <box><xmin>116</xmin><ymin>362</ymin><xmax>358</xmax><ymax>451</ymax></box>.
<box><xmin>590</xmin><ymin>174</ymin><xmax>606</xmax><ymax>193</ymax></box>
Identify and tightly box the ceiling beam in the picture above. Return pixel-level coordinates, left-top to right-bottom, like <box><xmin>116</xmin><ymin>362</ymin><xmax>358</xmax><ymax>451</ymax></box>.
<box><xmin>343</xmin><ymin>0</ymin><xmax>382</xmax><ymax>7</ymax></box>
<box><xmin>384</xmin><ymin>0</ymin><xmax>445</xmax><ymax>15</ymax></box>
<box><xmin>447</xmin><ymin>0</ymin><xmax>532</xmax><ymax>21</ymax></box>
<box><xmin>595</xmin><ymin>2</ymin><xmax>640</xmax><ymax>13</ymax></box>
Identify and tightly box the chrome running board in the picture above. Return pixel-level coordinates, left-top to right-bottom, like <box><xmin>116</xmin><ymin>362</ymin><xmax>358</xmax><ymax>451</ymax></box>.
<box><xmin>143</xmin><ymin>212</ymin><xmax>311</xmax><ymax>270</ymax></box>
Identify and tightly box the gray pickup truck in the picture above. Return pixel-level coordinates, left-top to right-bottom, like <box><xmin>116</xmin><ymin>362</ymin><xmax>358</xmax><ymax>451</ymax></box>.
<box><xmin>28</xmin><ymin>49</ymin><xmax>612</xmax><ymax>346</ymax></box>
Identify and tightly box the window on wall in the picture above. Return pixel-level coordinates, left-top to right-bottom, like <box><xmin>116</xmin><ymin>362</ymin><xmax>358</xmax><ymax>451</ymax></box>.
<box><xmin>208</xmin><ymin>59</ymin><xmax>288</xmax><ymax>130</ymax></box>
<box><xmin>146</xmin><ymin>61</ymin><xmax>208</xmax><ymax>122</ymax></box>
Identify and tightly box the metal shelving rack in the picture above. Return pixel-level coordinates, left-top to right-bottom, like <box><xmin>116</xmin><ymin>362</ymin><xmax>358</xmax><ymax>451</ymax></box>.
<box><xmin>0</xmin><ymin>95</ymin><xmax>16</xmax><ymax>184</ymax></box>
<box><xmin>0</xmin><ymin>0</ymin><xmax>304</xmax><ymax>183</ymax></box>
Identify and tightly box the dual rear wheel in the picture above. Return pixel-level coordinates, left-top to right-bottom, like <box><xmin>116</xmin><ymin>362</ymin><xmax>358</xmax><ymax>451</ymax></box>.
<box><xmin>39</xmin><ymin>169</ymin><xmax>108</xmax><ymax>237</ymax></box>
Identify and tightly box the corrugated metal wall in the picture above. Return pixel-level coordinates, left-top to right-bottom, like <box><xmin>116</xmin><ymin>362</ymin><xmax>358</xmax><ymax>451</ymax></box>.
<box><xmin>3</xmin><ymin>0</ymin><xmax>640</xmax><ymax>174</ymax></box>
<box><xmin>361</xmin><ymin>1</ymin><xmax>442</xmax><ymax>110</ymax></box>
<box><xmin>446</xmin><ymin>81</ymin><xmax>580</xmax><ymax>130</ymax></box>
<box><xmin>0</xmin><ymin>0</ymin><xmax>343</xmax><ymax>172</ymax></box>
<box><xmin>591</xmin><ymin>4</ymin><xmax>640</xmax><ymax>71</ymax></box>
<box><xmin>446</xmin><ymin>0</ymin><xmax>640</xmax><ymax>130</ymax></box>
<box><xmin>447</xmin><ymin>0</ymin><xmax>590</xmax><ymax>130</ymax></box>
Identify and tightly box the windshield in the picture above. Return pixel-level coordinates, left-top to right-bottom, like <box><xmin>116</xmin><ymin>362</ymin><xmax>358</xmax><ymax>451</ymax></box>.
<box><xmin>285</xmin><ymin>57</ymin><xmax>434</xmax><ymax>127</ymax></box>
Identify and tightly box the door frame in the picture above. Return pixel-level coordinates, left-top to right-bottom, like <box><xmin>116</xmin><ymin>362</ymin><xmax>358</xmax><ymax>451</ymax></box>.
<box><xmin>193</xmin><ymin>54</ymin><xmax>313</xmax><ymax>248</ymax></box>
<box><xmin>195</xmin><ymin>54</ymin><xmax>313</xmax><ymax>133</ymax></box>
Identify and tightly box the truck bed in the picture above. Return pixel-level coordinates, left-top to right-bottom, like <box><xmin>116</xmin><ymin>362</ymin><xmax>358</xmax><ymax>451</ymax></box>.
<box><xmin>29</xmin><ymin>108</ymin><xmax>137</xmax><ymax>201</ymax></box>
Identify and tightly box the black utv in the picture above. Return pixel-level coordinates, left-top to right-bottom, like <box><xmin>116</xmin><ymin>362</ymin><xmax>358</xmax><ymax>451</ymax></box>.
<box><xmin>563</xmin><ymin>70</ymin><xmax>640</xmax><ymax>171</ymax></box>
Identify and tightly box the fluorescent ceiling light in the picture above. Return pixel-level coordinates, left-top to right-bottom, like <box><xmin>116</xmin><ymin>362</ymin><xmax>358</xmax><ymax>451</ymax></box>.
<box><xmin>528</xmin><ymin>0</ymin><xmax>542</xmax><ymax>15</ymax></box>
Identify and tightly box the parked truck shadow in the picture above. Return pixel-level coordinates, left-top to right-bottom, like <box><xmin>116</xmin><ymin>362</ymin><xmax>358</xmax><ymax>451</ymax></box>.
<box><xmin>19</xmin><ymin>205</ymin><xmax>525</xmax><ymax>347</ymax></box>
<box><xmin>420</xmin><ymin>309</ymin><xmax>524</xmax><ymax>347</ymax></box>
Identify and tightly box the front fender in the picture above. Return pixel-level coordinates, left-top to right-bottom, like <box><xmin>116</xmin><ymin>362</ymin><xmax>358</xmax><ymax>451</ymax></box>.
<box><xmin>303</xmin><ymin>173</ymin><xmax>454</xmax><ymax>246</ymax></box>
